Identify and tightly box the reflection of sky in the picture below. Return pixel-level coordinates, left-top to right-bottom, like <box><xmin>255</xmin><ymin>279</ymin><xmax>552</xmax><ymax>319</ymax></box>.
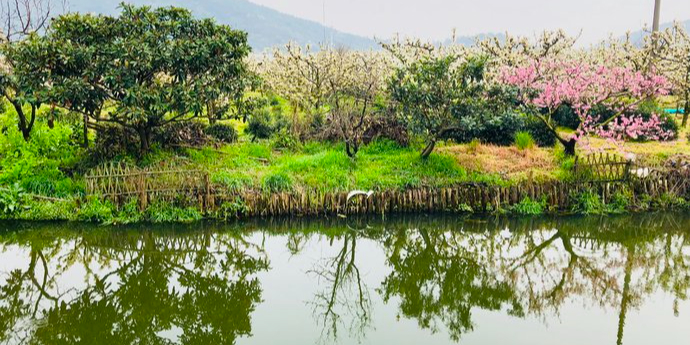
<box><xmin>1</xmin><ymin>229</ymin><xmax>689</xmax><ymax>345</ymax></box>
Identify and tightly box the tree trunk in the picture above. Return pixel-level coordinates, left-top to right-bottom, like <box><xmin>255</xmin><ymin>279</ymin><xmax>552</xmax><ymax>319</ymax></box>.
<box><xmin>11</xmin><ymin>101</ymin><xmax>35</xmax><ymax>141</ymax></box>
<box><xmin>420</xmin><ymin>139</ymin><xmax>437</xmax><ymax>160</ymax></box>
<box><xmin>82</xmin><ymin>113</ymin><xmax>89</xmax><ymax>148</ymax></box>
<box><xmin>683</xmin><ymin>92</ymin><xmax>690</xmax><ymax>128</ymax></box>
<box><xmin>559</xmin><ymin>137</ymin><xmax>577</xmax><ymax>156</ymax></box>
<box><xmin>138</xmin><ymin>127</ymin><xmax>151</xmax><ymax>153</ymax></box>
<box><xmin>345</xmin><ymin>141</ymin><xmax>358</xmax><ymax>158</ymax></box>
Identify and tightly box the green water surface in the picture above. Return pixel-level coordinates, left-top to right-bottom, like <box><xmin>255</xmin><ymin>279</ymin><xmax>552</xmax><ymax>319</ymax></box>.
<box><xmin>1</xmin><ymin>214</ymin><xmax>689</xmax><ymax>344</ymax></box>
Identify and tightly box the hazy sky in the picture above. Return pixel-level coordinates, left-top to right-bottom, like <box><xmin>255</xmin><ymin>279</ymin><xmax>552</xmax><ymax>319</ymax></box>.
<box><xmin>247</xmin><ymin>0</ymin><xmax>690</xmax><ymax>44</ymax></box>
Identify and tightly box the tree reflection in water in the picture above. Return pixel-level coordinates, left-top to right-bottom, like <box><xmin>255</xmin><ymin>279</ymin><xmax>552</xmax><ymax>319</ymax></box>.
<box><xmin>0</xmin><ymin>224</ymin><xmax>269</xmax><ymax>344</ymax></box>
<box><xmin>0</xmin><ymin>214</ymin><xmax>689</xmax><ymax>344</ymax></box>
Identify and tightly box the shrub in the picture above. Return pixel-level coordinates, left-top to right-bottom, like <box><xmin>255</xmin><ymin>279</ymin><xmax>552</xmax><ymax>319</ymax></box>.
<box><xmin>109</xmin><ymin>198</ymin><xmax>143</xmax><ymax>224</ymax></box>
<box><xmin>212</xmin><ymin>171</ymin><xmax>253</xmax><ymax>192</ymax></box>
<box><xmin>551</xmin><ymin>104</ymin><xmax>581</xmax><ymax>130</ymax></box>
<box><xmin>571</xmin><ymin>190</ymin><xmax>605</xmax><ymax>215</ymax></box>
<box><xmin>262</xmin><ymin>172</ymin><xmax>292</xmax><ymax>193</ymax></box>
<box><xmin>524</xmin><ymin>118</ymin><xmax>557</xmax><ymax>147</ymax></box>
<box><xmin>608</xmin><ymin>191</ymin><xmax>632</xmax><ymax>213</ymax></box>
<box><xmin>514</xmin><ymin>131</ymin><xmax>535</xmax><ymax>150</ymax></box>
<box><xmin>0</xmin><ymin>183</ymin><xmax>26</xmax><ymax>217</ymax></box>
<box><xmin>19</xmin><ymin>198</ymin><xmax>76</xmax><ymax>221</ymax></box>
<box><xmin>512</xmin><ymin>197</ymin><xmax>545</xmax><ymax>215</ymax></box>
<box><xmin>155</xmin><ymin>121</ymin><xmax>209</xmax><ymax>148</ymax></box>
<box><xmin>75</xmin><ymin>197</ymin><xmax>114</xmax><ymax>222</ymax></box>
<box><xmin>271</xmin><ymin>129</ymin><xmax>301</xmax><ymax>151</ymax></box>
<box><xmin>450</xmin><ymin>112</ymin><xmax>556</xmax><ymax>147</ymax></box>
<box><xmin>247</xmin><ymin>108</ymin><xmax>276</xmax><ymax>141</ymax></box>
<box><xmin>91</xmin><ymin>125</ymin><xmax>140</xmax><ymax>161</ymax></box>
<box><xmin>145</xmin><ymin>201</ymin><xmax>203</xmax><ymax>223</ymax></box>
<box><xmin>215</xmin><ymin>197</ymin><xmax>250</xmax><ymax>220</ymax></box>
<box><xmin>205</xmin><ymin>123</ymin><xmax>238</xmax><ymax>143</ymax></box>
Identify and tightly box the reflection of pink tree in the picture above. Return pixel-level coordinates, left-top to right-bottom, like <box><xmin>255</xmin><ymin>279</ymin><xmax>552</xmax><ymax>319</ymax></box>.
<box><xmin>501</xmin><ymin>59</ymin><xmax>671</xmax><ymax>155</ymax></box>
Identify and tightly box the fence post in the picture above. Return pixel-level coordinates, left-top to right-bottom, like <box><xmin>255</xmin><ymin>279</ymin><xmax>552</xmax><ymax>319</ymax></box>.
<box><xmin>203</xmin><ymin>172</ymin><xmax>214</xmax><ymax>213</ymax></box>
<box><xmin>138</xmin><ymin>172</ymin><xmax>148</xmax><ymax>211</ymax></box>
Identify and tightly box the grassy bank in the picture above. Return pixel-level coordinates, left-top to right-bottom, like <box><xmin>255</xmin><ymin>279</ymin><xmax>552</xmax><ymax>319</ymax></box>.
<box><xmin>1</xmin><ymin>110</ymin><xmax>689</xmax><ymax>223</ymax></box>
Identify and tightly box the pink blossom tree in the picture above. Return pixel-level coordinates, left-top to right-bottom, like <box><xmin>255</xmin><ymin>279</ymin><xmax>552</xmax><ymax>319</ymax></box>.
<box><xmin>500</xmin><ymin>59</ymin><xmax>671</xmax><ymax>155</ymax></box>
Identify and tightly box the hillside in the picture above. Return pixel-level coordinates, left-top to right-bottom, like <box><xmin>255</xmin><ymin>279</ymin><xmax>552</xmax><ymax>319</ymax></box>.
<box><xmin>66</xmin><ymin>0</ymin><xmax>379</xmax><ymax>52</ymax></box>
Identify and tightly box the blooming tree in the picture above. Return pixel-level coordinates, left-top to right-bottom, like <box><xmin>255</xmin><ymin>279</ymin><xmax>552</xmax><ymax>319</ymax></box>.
<box><xmin>501</xmin><ymin>59</ymin><xmax>671</xmax><ymax>155</ymax></box>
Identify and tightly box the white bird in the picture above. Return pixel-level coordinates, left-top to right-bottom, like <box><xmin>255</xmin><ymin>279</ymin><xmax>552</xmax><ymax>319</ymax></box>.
<box><xmin>347</xmin><ymin>190</ymin><xmax>375</xmax><ymax>203</ymax></box>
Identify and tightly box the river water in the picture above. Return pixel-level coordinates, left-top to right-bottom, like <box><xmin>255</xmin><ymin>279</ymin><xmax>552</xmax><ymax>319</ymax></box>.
<box><xmin>1</xmin><ymin>214</ymin><xmax>689</xmax><ymax>344</ymax></box>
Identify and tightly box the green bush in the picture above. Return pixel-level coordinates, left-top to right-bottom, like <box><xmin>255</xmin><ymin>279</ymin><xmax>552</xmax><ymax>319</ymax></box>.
<box><xmin>262</xmin><ymin>172</ymin><xmax>293</xmax><ymax>193</ymax></box>
<box><xmin>523</xmin><ymin>117</ymin><xmax>557</xmax><ymax>147</ymax></box>
<box><xmin>514</xmin><ymin>131</ymin><xmax>535</xmax><ymax>150</ymax></box>
<box><xmin>76</xmin><ymin>197</ymin><xmax>114</xmax><ymax>222</ymax></box>
<box><xmin>0</xmin><ymin>183</ymin><xmax>26</xmax><ymax>217</ymax></box>
<box><xmin>109</xmin><ymin>198</ymin><xmax>143</xmax><ymax>224</ymax></box>
<box><xmin>571</xmin><ymin>190</ymin><xmax>605</xmax><ymax>215</ymax></box>
<box><xmin>205</xmin><ymin>123</ymin><xmax>238</xmax><ymax>143</ymax></box>
<box><xmin>0</xmin><ymin>116</ymin><xmax>82</xmax><ymax>193</ymax></box>
<box><xmin>145</xmin><ymin>201</ymin><xmax>203</xmax><ymax>223</ymax></box>
<box><xmin>271</xmin><ymin>129</ymin><xmax>301</xmax><ymax>151</ymax></box>
<box><xmin>247</xmin><ymin>108</ymin><xmax>278</xmax><ymax>141</ymax></box>
<box><xmin>451</xmin><ymin>112</ymin><xmax>556</xmax><ymax>147</ymax></box>
<box><xmin>212</xmin><ymin>171</ymin><xmax>253</xmax><ymax>192</ymax></box>
<box><xmin>215</xmin><ymin>197</ymin><xmax>250</xmax><ymax>220</ymax></box>
<box><xmin>19</xmin><ymin>198</ymin><xmax>76</xmax><ymax>221</ymax></box>
<box><xmin>90</xmin><ymin>125</ymin><xmax>140</xmax><ymax>161</ymax></box>
<box><xmin>551</xmin><ymin>104</ymin><xmax>581</xmax><ymax>130</ymax></box>
<box><xmin>512</xmin><ymin>197</ymin><xmax>545</xmax><ymax>215</ymax></box>
<box><xmin>453</xmin><ymin>112</ymin><xmax>524</xmax><ymax>146</ymax></box>
<box><xmin>155</xmin><ymin>121</ymin><xmax>208</xmax><ymax>148</ymax></box>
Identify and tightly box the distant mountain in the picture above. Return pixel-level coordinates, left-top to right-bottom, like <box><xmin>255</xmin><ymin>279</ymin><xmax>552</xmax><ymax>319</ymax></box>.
<box><xmin>65</xmin><ymin>0</ymin><xmax>500</xmax><ymax>52</ymax></box>
<box><xmin>625</xmin><ymin>19</ymin><xmax>690</xmax><ymax>44</ymax></box>
<box><xmin>66</xmin><ymin>0</ymin><xmax>379</xmax><ymax>52</ymax></box>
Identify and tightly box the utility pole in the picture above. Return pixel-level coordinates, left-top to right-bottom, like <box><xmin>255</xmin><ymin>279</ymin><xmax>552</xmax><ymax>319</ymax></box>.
<box><xmin>652</xmin><ymin>0</ymin><xmax>661</xmax><ymax>32</ymax></box>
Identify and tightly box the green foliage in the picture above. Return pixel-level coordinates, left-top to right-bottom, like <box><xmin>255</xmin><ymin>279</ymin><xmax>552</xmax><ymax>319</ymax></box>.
<box><xmin>247</xmin><ymin>108</ymin><xmax>279</xmax><ymax>141</ymax></box>
<box><xmin>10</xmin><ymin>4</ymin><xmax>252</xmax><ymax>151</ymax></box>
<box><xmin>19</xmin><ymin>198</ymin><xmax>76</xmax><ymax>221</ymax></box>
<box><xmin>0</xmin><ymin>183</ymin><xmax>26</xmax><ymax>216</ymax></box>
<box><xmin>514</xmin><ymin>131</ymin><xmax>535</xmax><ymax>150</ymax></box>
<box><xmin>523</xmin><ymin>117</ymin><xmax>557</xmax><ymax>147</ymax></box>
<box><xmin>108</xmin><ymin>198</ymin><xmax>143</xmax><ymax>225</ymax></box>
<box><xmin>608</xmin><ymin>191</ymin><xmax>632</xmax><ymax>214</ymax></box>
<box><xmin>89</xmin><ymin>125</ymin><xmax>140</xmax><ymax>162</ymax></box>
<box><xmin>0</xmin><ymin>116</ymin><xmax>83</xmax><ymax>197</ymax></box>
<box><xmin>571</xmin><ymin>188</ymin><xmax>633</xmax><ymax>215</ymax></box>
<box><xmin>262</xmin><ymin>172</ymin><xmax>293</xmax><ymax>193</ymax></box>
<box><xmin>270</xmin><ymin>129</ymin><xmax>301</xmax><ymax>151</ymax></box>
<box><xmin>156</xmin><ymin>121</ymin><xmax>209</xmax><ymax>149</ymax></box>
<box><xmin>144</xmin><ymin>201</ymin><xmax>203</xmax><ymax>223</ymax></box>
<box><xmin>205</xmin><ymin>123</ymin><xmax>238</xmax><ymax>143</ymax></box>
<box><xmin>215</xmin><ymin>197</ymin><xmax>250</xmax><ymax>220</ymax></box>
<box><xmin>571</xmin><ymin>190</ymin><xmax>603</xmax><ymax>215</ymax></box>
<box><xmin>212</xmin><ymin>171</ymin><xmax>253</xmax><ymax>192</ymax></box>
<box><xmin>75</xmin><ymin>197</ymin><xmax>114</xmax><ymax>222</ymax></box>
<box><xmin>454</xmin><ymin>112</ymin><xmax>524</xmax><ymax>146</ymax></box>
<box><xmin>389</xmin><ymin>54</ymin><xmax>494</xmax><ymax>157</ymax></box>
<box><xmin>654</xmin><ymin>193</ymin><xmax>688</xmax><ymax>209</ymax></box>
<box><xmin>512</xmin><ymin>197</ymin><xmax>545</xmax><ymax>215</ymax></box>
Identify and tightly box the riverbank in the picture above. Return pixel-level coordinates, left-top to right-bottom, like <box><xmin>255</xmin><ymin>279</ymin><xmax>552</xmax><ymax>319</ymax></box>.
<box><xmin>3</xmin><ymin>116</ymin><xmax>690</xmax><ymax>224</ymax></box>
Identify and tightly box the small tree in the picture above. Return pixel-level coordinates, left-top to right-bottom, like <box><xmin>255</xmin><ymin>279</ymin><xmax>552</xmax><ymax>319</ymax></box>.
<box><xmin>12</xmin><ymin>4</ymin><xmax>251</xmax><ymax>151</ymax></box>
<box><xmin>501</xmin><ymin>59</ymin><xmax>670</xmax><ymax>155</ymax></box>
<box><xmin>389</xmin><ymin>54</ymin><xmax>487</xmax><ymax>159</ymax></box>
<box><xmin>324</xmin><ymin>48</ymin><xmax>388</xmax><ymax>157</ymax></box>
<box><xmin>0</xmin><ymin>0</ymin><xmax>65</xmax><ymax>141</ymax></box>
